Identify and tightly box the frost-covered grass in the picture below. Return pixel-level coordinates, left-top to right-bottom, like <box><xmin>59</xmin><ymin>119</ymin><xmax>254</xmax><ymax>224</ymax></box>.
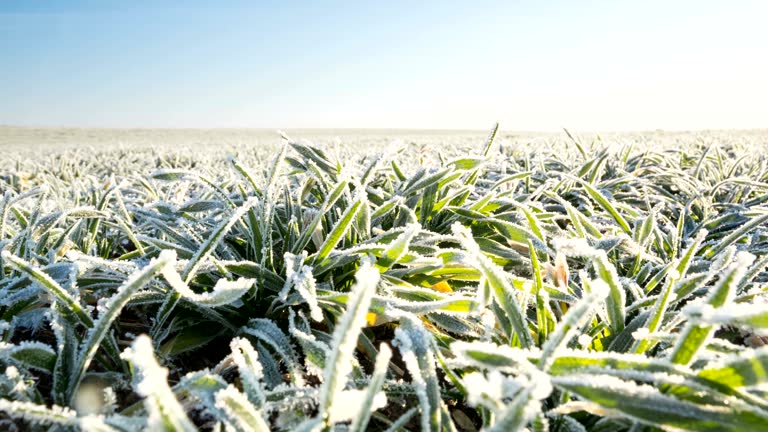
<box><xmin>1</xmin><ymin>126</ymin><xmax>768</xmax><ymax>431</ymax></box>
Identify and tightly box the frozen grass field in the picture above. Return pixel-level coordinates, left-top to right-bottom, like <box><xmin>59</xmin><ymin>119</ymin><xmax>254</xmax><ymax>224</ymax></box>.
<box><xmin>1</xmin><ymin>126</ymin><xmax>768</xmax><ymax>431</ymax></box>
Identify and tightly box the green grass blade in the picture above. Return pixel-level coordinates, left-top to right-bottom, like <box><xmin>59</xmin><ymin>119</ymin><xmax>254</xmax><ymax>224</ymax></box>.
<box><xmin>698</xmin><ymin>347</ymin><xmax>768</xmax><ymax>388</ymax></box>
<box><xmin>2</xmin><ymin>251</ymin><xmax>93</xmax><ymax>328</ymax></box>
<box><xmin>553</xmin><ymin>374</ymin><xmax>768</xmax><ymax>432</ymax></box>
<box><xmin>704</xmin><ymin>213</ymin><xmax>768</xmax><ymax>258</ymax></box>
<box><xmin>540</xmin><ymin>281</ymin><xmax>609</xmax><ymax>370</ymax></box>
<box><xmin>562</xmin><ymin>174</ymin><xmax>632</xmax><ymax>234</ymax></box>
<box><xmin>452</xmin><ymin>222</ymin><xmax>534</xmax><ymax>348</ymax></box>
<box><xmin>318</xmin><ymin>257</ymin><xmax>380</xmax><ymax>427</ymax></box>
<box><xmin>592</xmin><ymin>251</ymin><xmax>626</xmax><ymax>334</ymax></box>
<box><xmin>670</xmin><ymin>252</ymin><xmax>756</xmax><ymax>365</ymax></box>
<box><xmin>393</xmin><ymin>313</ymin><xmax>442</xmax><ymax>432</ymax></box>
<box><xmin>312</xmin><ymin>193</ymin><xmax>364</xmax><ymax>265</ymax></box>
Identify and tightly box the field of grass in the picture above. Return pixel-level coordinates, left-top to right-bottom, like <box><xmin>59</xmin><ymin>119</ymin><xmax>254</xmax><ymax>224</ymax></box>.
<box><xmin>1</xmin><ymin>125</ymin><xmax>768</xmax><ymax>431</ymax></box>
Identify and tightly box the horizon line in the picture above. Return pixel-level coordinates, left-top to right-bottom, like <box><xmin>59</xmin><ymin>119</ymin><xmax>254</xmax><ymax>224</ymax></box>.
<box><xmin>2</xmin><ymin>124</ymin><xmax>767</xmax><ymax>135</ymax></box>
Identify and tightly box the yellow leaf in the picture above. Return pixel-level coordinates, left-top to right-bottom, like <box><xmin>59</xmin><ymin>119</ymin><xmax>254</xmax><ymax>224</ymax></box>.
<box><xmin>430</xmin><ymin>280</ymin><xmax>453</xmax><ymax>293</ymax></box>
<box><xmin>366</xmin><ymin>312</ymin><xmax>379</xmax><ymax>327</ymax></box>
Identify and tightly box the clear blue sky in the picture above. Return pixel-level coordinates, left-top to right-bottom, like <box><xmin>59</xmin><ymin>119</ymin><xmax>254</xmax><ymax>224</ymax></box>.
<box><xmin>1</xmin><ymin>1</ymin><xmax>766</xmax><ymax>130</ymax></box>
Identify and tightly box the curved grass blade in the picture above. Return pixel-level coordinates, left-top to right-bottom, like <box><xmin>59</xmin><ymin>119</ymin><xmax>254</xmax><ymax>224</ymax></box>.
<box><xmin>2</xmin><ymin>251</ymin><xmax>93</xmax><ymax>328</ymax></box>
<box><xmin>0</xmin><ymin>341</ymin><xmax>56</xmax><ymax>373</ymax></box>
<box><xmin>161</xmin><ymin>261</ymin><xmax>254</xmax><ymax>307</ymax></box>
<box><xmin>466</xmin><ymin>122</ymin><xmax>499</xmax><ymax>186</ymax></box>
<box><xmin>376</xmin><ymin>223</ymin><xmax>420</xmax><ymax>270</ymax></box>
<box><xmin>68</xmin><ymin>251</ymin><xmax>176</xmax><ymax>403</ymax></box>
<box><xmin>292</xmin><ymin>177</ymin><xmax>349</xmax><ymax>254</ymax></box>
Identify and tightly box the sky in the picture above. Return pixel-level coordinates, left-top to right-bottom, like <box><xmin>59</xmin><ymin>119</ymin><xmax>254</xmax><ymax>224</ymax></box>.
<box><xmin>1</xmin><ymin>1</ymin><xmax>766</xmax><ymax>131</ymax></box>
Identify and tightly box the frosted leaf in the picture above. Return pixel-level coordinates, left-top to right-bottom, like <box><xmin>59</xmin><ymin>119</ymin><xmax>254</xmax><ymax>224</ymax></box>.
<box><xmin>449</xmin><ymin>340</ymin><xmax>535</xmax><ymax>372</ymax></box>
<box><xmin>161</xmin><ymin>261</ymin><xmax>254</xmax><ymax>307</ymax></box>
<box><xmin>392</xmin><ymin>313</ymin><xmax>442</xmax><ymax>432</ymax></box>
<box><xmin>0</xmin><ymin>340</ymin><xmax>56</xmax><ymax>373</ymax></box>
<box><xmin>214</xmin><ymin>384</ymin><xmax>270</xmax><ymax>432</ymax></box>
<box><xmin>280</xmin><ymin>254</ymin><xmax>323</xmax><ymax>322</ymax></box>
<box><xmin>120</xmin><ymin>335</ymin><xmax>197</xmax><ymax>432</ymax></box>
<box><xmin>182</xmin><ymin>196</ymin><xmax>260</xmax><ymax>281</ymax></box>
<box><xmin>288</xmin><ymin>310</ymin><xmax>329</xmax><ymax>377</ymax></box>
<box><xmin>685</xmin><ymin>303</ymin><xmax>768</xmax><ymax>335</ymax></box>
<box><xmin>65</xmin><ymin>250</ymin><xmax>139</xmax><ymax>274</ymax></box>
<box><xmin>69</xmin><ymin>250</ymin><xmax>176</xmax><ymax>402</ymax></box>
<box><xmin>376</xmin><ymin>222</ymin><xmax>420</xmax><ymax>269</ymax></box>
<box><xmin>451</xmin><ymin>222</ymin><xmax>481</xmax><ymax>255</ymax></box>
<box><xmin>279</xmin><ymin>251</ymin><xmax>308</xmax><ymax>301</ymax></box>
<box><xmin>349</xmin><ymin>343</ymin><xmax>392</xmax><ymax>432</ymax></box>
<box><xmin>241</xmin><ymin>319</ymin><xmax>303</xmax><ymax>386</ymax></box>
<box><xmin>230</xmin><ymin>337</ymin><xmax>266</xmax><ymax>408</ymax></box>
<box><xmin>0</xmin><ymin>399</ymin><xmax>77</xmax><ymax>427</ymax></box>
<box><xmin>550</xmin><ymin>372</ymin><xmax>763</xmax><ymax>430</ymax></box>
<box><xmin>294</xmin><ymin>281</ymin><xmax>321</xmax><ymax>316</ymax></box>
<box><xmin>369</xmin><ymin>292</ymin><xmax>478</xmax><ymax>316</ymax></box>
<box><xmin>150</xmin><ymin>168</ymin><xmax>192</xmax><ymax>181</ymax></box>
<box><xmin>2</xmin><ymin>250</ymin><xmax>88</xmax><ymax>324</ymax></box>
<box><xmin>319</xmin><ymin>257</ymin><xmax>380</xmax><ymax>424</ymax></box>
<box><xmin>451</xmin><ymin>222</ymin><xmax>534</xmax><ymax>348</ymax></box>
<box><xmin>669</xmin><ymin>251</ymin><xmax>757</xmax><ymax>366</ymax></box>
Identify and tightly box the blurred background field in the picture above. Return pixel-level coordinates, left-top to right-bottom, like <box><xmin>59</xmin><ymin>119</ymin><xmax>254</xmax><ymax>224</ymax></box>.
<box><xmin>3</xmin><ymin>126</ymin><xmax>766</xmax><ymax>172</ymax></box>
